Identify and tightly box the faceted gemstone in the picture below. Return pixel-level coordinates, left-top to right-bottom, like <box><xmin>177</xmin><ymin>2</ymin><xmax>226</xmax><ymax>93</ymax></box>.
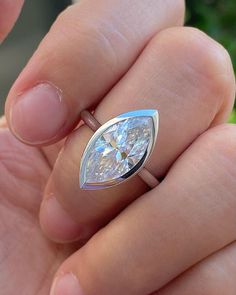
<box><xmin>85</xmin><ymin>117</ymin><xmax>153</xmax><ymax>184</ymax></box>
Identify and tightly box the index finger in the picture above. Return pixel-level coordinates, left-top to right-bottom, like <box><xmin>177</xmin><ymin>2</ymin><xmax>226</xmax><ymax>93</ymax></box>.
<box><xmin>5</xmin><ymin>0</ymin><xmax>185</xmax><ymax>145</ymax></box>
<box><xmin>0</xmin><ymin>0</ymin><xmax>24</xmax><ymax>42</ymax></box>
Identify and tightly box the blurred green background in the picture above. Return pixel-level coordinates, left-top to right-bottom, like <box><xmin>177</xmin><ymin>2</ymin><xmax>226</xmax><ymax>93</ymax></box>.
<box><xmin>186</xmin><ymin>0</ymin><xmax>236</xmax><ymax>123</ymax></box>
<box><xmin>0</xmin><ymin>0</ymin><xmax>235</xmax><ymax>121</ymax></box>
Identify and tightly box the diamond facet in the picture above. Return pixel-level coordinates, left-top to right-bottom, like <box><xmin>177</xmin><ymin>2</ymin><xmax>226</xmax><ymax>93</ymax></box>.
<box><xmin>80</xmin><ymin>110</ymin><xmax>159</xmax><ymax>189</ymax></box>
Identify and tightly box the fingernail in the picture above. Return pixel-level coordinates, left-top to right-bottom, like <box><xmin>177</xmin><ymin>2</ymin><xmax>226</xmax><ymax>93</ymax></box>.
<box><xmin>40</xmin><ymin>195</ymin><xmax>81</xmax><ymax>242</ymax></box>
<box><xmin>50</xmin><ymin>273</ymin><xmax>84</xmax><ymax>295</ymax></box>
<box><xmin>10</xmin><ymin>83</ymin><xmax>68</xmax><ymax>144</ymax></box>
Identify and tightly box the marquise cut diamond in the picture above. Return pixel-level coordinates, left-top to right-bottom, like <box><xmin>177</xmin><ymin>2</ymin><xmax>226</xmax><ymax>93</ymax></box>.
<box><xmin>85</xmin><ymin>117</ymin><xmax>153</xmax><ymax>183</ymax></box>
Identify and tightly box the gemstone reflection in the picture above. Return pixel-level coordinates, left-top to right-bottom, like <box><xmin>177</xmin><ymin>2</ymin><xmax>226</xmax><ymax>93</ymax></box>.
<box><xmin>85</xmin><ymin>117</ymin><xmax>153</xmax><ymax>183</ymax></box>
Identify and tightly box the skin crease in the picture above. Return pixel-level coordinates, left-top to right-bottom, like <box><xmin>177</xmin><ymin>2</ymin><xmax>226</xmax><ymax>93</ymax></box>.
<box><xmin>53</xmin><ymin>124</ymin><xmax>236</xmax><ymax>295</ymax></box>
<box><xmin>5</xmin><ymin>0</ymin><xmax>185</xmax><ymax>145</ymax></box>
<box><xmin>1</xmin><ymin>121</ymin><xmax>236</xmax><ymax>295</ymax></box>
<box><xmin>0</xmin><ymin>1</ymin><xmax>236</xmax><ymax>295</ymax></box>
<box><xmin>40</xmin><ymin>27</ymin><xmax>235</xmax><ymax>244</ymax></box>
<box><xmin>155</xmin><ymin>241</ymin><xmax>236</xmax><ymax>295</ymax></box>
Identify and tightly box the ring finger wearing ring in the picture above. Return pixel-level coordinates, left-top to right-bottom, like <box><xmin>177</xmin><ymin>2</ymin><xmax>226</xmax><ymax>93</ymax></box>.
<box><xmin>39</xmin><ymin>27</ymin><xmax>235</xmax><ymax>243</ymax></box>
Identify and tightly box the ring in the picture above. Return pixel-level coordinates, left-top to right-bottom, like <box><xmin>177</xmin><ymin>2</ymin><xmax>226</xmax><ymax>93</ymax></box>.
<box><xmin>80</xmin><ymin>109</ymin><xmax>160</xmax><ymax>190</ymax></box>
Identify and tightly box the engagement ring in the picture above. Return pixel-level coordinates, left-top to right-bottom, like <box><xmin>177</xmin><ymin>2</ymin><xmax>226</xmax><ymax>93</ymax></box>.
<box><xmin>80</xmin><ymin>109</ymin><xmax>159</xmax><ymax>190</ymax></box>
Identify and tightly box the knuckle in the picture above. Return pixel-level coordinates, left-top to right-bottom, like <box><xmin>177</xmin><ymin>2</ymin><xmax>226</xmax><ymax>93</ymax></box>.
<box><xmin>158</xmin><ymin>0</ymin><xmax>185</xmax><ymax>26</ymax></box>
<box><xmin>167</xmin><ymin>0</ymin><xmax>186</xmax><ymax>25</ymax></box>
<box><xmin>149</xmin><ymin>27</ymin><xmax>235</xmax><ymax>111</ymax></box>
<box><xmin>158</xmin><ymin>0</ymin><xmax>185</xmax><ymax>27</ymax></box>
<box><xmin>53</xmin><ymin>4</ymin><xmax>75</xmax><ymax>24</ymax></box>
<box><xmin>50</xmin><ymin>6</ymin><xmax>126</xmax><ymax>74</ymax></box>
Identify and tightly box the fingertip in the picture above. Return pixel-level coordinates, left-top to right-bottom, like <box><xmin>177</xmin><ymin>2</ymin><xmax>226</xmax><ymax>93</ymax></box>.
<box><xmin>0</xmin><ymin>0</ymin><xmax>24</xmax><ymax>42</ymax></box>
<box><xmin>7</xmin><ymin>82</ymin><xmax>70</xmax><ymax>145</ymax></box>
<box><xmin>50</xmin><ymin>273</ymin><xmax>84</xmax><ymax>295</ymax></box>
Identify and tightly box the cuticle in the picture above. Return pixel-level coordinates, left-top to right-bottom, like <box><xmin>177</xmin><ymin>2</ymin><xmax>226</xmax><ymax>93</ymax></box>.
<box><xmin>17</xmin><ymin>80</ymin><xmax>63</xmax><ymax>97</ymax></box>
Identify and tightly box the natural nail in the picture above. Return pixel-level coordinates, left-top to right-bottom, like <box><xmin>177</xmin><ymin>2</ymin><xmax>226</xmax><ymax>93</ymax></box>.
<box><xmin>50</xmin><ymin>273</ymin><xmax>84</xmax><ymax>295</ymax></box>
<box><xmin>10</xmin><ymin>82</ymin><xmax>68</xmax><ymax>144</ymax></box>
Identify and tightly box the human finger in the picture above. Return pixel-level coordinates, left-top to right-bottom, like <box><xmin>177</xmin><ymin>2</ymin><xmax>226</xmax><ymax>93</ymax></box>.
<box><xmin>0</xmin><ymin>0</ymin><xmax>24</xmax><ymax>42</ymax></box>
<box><xmin>49</xmin><ymin>124</ymin><xmax>236</xmax><ymax>295</ymax></box>
<box><xmin>40</xmin><ymin>27</ymin><xmax>235</xmax><ymax>242</ymax></box>
<box><xmin>157</xmin><ymin>242</ymin><xmax>236</xmax><ymax>295</ymax></box>
<box><xmin>5</xmin><ymin>0</ymin><xmax>184</xmax><ymax>145</ymax></box>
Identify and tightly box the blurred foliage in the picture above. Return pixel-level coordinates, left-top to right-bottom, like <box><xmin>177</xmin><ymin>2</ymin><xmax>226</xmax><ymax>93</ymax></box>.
<box><xmin>186</xmin><ymin>0</ymin><xmax>236</xmax><ymax>122</ymax></box>
<box><xmin>186</xmin><ymin>0</ymin><xmax>236</xmax><ymax>70</ymax></box>
<box><xmin>229</xmin><ymin>109</ymin><xmax>236</xmax><ymax>123</ymax></box>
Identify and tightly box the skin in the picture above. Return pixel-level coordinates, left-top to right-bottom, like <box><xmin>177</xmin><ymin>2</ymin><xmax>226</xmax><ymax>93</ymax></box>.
<box><xmin>1</xmin><ymin>0</ymin><xmax>236</xmax><ymax>294</ymax></box>
<box><xmin>0</xmin><ymin>0</ymin><xmax>24</xmax><ymax>42</ymax></box>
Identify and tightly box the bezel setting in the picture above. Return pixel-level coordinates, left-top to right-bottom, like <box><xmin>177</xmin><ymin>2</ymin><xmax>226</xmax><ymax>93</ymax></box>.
<box><xmin>80</xmin><ymin>109</ymin><xmax>159</xmax><ymax>190</ymax></box>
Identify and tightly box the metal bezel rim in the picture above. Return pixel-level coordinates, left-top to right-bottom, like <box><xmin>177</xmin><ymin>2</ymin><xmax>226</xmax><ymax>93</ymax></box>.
<box><xmin>80</xmin><ymin>109</ymin><xmax>159</xmax><ymax>190</ymax></box>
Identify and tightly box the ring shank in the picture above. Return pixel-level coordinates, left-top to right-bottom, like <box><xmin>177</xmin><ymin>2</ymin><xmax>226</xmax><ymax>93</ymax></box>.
<box><xmin>138</xmin><ymin>168</ymin><xmax>160</xmax><ymax>188</ymax></box>
<box><xmin>81</xmin><ymin>110</ymin><xmax>159</xmax><ymax>189</ymax></box>
<box><xmin>81</xmin><ymin>110</ymin><xmax>101</xmax><ymax>132</ymax></box>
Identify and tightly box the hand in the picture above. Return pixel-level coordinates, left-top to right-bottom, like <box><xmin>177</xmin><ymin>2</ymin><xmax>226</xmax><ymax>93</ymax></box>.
<box><xmin>1</xmin><ymin>1</ymin><xmax>236</xmax><ymax>294</ymax></box>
